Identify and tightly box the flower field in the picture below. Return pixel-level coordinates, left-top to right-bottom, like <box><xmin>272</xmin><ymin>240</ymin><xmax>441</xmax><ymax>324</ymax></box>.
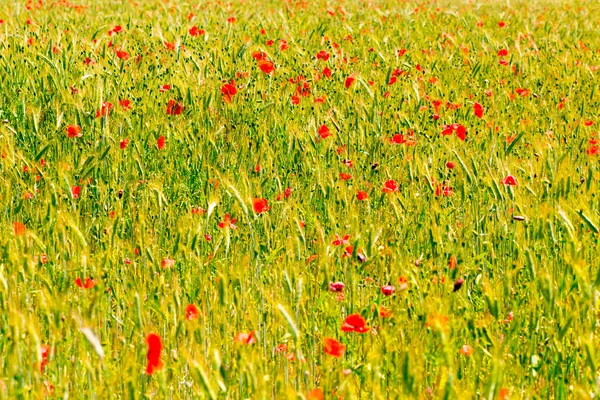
<box><xmin>1</xmin><ymin>0</ymin><xmax>600</xmax><ymax>398</ymax></box>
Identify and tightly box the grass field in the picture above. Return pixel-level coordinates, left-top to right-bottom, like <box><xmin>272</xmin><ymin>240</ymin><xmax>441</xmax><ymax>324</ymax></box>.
<box><xmin>1</xmin><ymin>0</ymin><xmax>600</xmax><ymax>398</ymax></box>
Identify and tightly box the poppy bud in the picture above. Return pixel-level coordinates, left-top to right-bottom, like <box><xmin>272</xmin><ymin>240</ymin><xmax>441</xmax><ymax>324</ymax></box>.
<box><xmin>118</xmin><ymin>189</ymin><xmax>123</xmax><ymax>199</ymax></box>
<box><xmin>453</xmin><ymin>278</ymin><xmax>464</xmax><ymax>292</ymax></box>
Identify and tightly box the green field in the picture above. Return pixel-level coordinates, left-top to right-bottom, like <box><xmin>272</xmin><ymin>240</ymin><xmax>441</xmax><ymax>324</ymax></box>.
<box><xmin>1</xmin><ymin>0</ymin><xmax>600</xmax><ymax>398</ymax></box>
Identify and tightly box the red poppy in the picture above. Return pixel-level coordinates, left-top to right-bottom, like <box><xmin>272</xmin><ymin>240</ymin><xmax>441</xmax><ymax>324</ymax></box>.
<box><xmin>378</xmin><ymin>305</ymin><xmax>392</xmax><ymax>318</ymax></box>
<box><xmin>227</xmin><ymin>17</ymin><xmax>236</xmax><ymax>24</ymax></box>
<box><xmin>115</xmin><ymin>50</ymin><xmax>129</xmax><ymax>60</ymax></box>
<box><xmin>71</xmin><ymin>186</ymin><xmax>81</xmax><ymax>199</ymax></box>
<box><xmin>382</xmin><ymin>179</ymin><xmax>399</xmax><ymax>193</ymax></box>
<box><xmin>40</xmin><ymin>345</ymin><xmax>50</xmax><ymax>372</ymax></box>
<box><xmin>323</xmin><ymin>67</ymin><xmax>332</xmax><ymax>78</ymax></box>
<box><xmin>66</xmin><ymin>124</ymin><xmax>82</xmax><ymax>138</ymax></box>
<box><xmin>119</xmin><ymin>99</ymin><xmax>131</xmax><ymax>110</ymax></box>
<box><xmin>515</xmin><ymin>88</ymin><xmax>530</xmax><ymax>97</ymax></box>
<box><xmin>390</xmin><ymin>134</ymin><xmax>407</xmax><ymax>144</ymax></box>
<box><xmin>185</xmin><ymin>304</ymin><xmax>200</xmax><ymax>320</ymax></box>
<box><xmin>329</xmin><ymin>282</ymin><xmax>345</xmax><ymax>292</ymax></box>
<box><xmin>95</xmin><ymin>102</ymin><xmax>113</xmax><ymax>118</ymax></box>
<box><xmin>339</xmin><ymin>173</ymin><xmax>352</xmax><ymax>181</ymax></box>
<box><xmin>323</xmin><ymin>338</ymin><xmax>345</xmax><ymax>357</ymax></box>
<box><xmin>441</xmin><ymin>124</ymin><xmax>467</xmax><ymax>141</ymax></box>
<box><xmin>498</xmin><ymin>21</ymin><xmax>506</xmax><ymax>27</ymax></box>
<box><xmin>218</xmin><ymin>214</ymin><xmax>237</xmax><ymax>229</ymax></box>
<box><xmin>308</xmin><ymin>388</ymin><xmax>325</xmax><ymax>400</ymax></box>
<box><xmin>449</xmin><ymin>255</ymin><xmax>458</xmax><ymax>269</ymax></box>
<box><xmin>381</xmin><ymin>285</ymin><xmax>395</xmax><ymax>296</ymax></box>
<box><xmin>221</xmin><ymin>83</ymin><xmax>237</xmax><ymax>102</ymax></box>
<box><xmin>587</xmin><ymin>145</ymin><xmax>599</xmax><ymax>156</ymax></box>
<box><xmin>279</xmin><ymin>39</ymin><xmax>288</xmax><ymax>51</ymax></box>
<box><xmin>291</xmin><ymin>95</ymin><xmax>300</xmax><ymax>105</ymax></box>
<box><xmin>166</xmin><ymin>100</ymin><xmax>183</xmax><ymax>115</ymax></box>
<box><xmin>584</xmin><ymin>120</ymin><xmax>594</xmax><ymax>126</ymax></box>
<box><xmin>252</xmin><ymin>51</ymin><xmax>268</xmax><ymax>61</ymax></box>
<box><xmin>120</xmin><ymin>138</ymin><xmax>129</xmax><ymax>149</ymax></box>
<box><xmin>356</xmin><ymin>190</ymin><xmax>368</xmax><ymax>200</ymax></box>
<box><xmin>189</xmin><ymin>26</ymin><xmax>205</xmax><ymax>36</ymax></box>
<box><xmin>332</xmin><ymin>234</ymin><xmax>350</xmax><ymax>246</ymax></box>
<box><xmin>253</xmin><ymin>198</ymin><xmax>270</xmax><ymax>214</ymax></box>
<box><xmin>234</xmin><ymin>331</ymin><xmax>256</xmax><ymax>345</ymax></box>
<box><xmin>318</xmin><ymin>125</ymin><xmax>331</xmax><ymax>139</ymax></box>
<box><xmin>501</xmin><ymin>175</ymin><xmax>517</xmax><ymax>186</ymax></box>
<box><xmin>474</xmin><ymin>102</ymin><xmax>484</xmax><ymax>118</ymax></box>
<box><xmin>341</xmin><ymin>314</ymin><xmax>369</xmax><ymax>333</ymax></box>
<box><xmin>446</xmin><ymin>161</ymin><xmax>455</xmax><ymax>169</ymax></box>
<box><xmin>157</xmin><ymin>136</ymin><xmax>165</xmax><ymax>150</ymax></box>
<box><xmin>316</xmin><ymin>50</ymin><xmax>330</xmax><ymax>61</ymax></box>
<box><xmin>160</xmin><ymin>84</ymin><xmax>171</xmax><ymax>92</ymax></box>
<box><xmin>13</xmin><ymin>222</ymin><xmax>26</xmax><ymax>236</ymax></box>
<box><xmin>161</xmin><ymin>258</ymin><xmax>175</xmax><ymax>269</ymax></box>
<box><xmin>75</xmin><ymin>277</ymin><xmax>95</xmax><ymax>289</ymax></box>
<box><xmin>145</xmin><ymin>333</ymin><xmax>164</xmax><ymax>375</ymax></box>
<box><xmin>257</xmin><ymin>59</ymin><xmax>275</xmax><ymax>74</ymax></box>
<box><xmin>345</xmin><ymin>75</ymin><xmax>355</xmax><ymax>89</ymax></box>
<box><xmin>497</xmin><ymin>49</ymin><xmax>508</xmax><ymax>57</ymax></box>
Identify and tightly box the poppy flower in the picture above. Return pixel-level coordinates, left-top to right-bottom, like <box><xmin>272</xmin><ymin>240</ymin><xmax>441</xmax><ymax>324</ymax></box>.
<box><xmin>329</xmin><ymin>282</ymin><xmax>345</xmax><ymax>292</ymax></box>
<box><xmin>449</xmin><ymin>255</ymin><xmax>458</xmax><ymax>269</ymax></box>
<box><xmin>160</xmin><ymin>84</ymin><xmax>171</xmax><ymax>92</ymax></box>
<box><xmin>390</xmin><ymin>134</ymin><xmax>407</xmax><ymax>144</ymax></box>
<box><xmin>257</xmin><ymin>60</ymin><xmax>275</xmax><ymax>74</ymax></box>
<box><xmin>381</xmin><ymin>285</ymin><xmax>395</xmax><ymax>296</ymax></box>
<box><xmin>119</xmin><ymin>99</ymin><xmax>131</xmax><ymax>110</ymax></box>
<box><xmin>498</xmin><ymin>21</ymin><xmax>505</xmax><ymax>27</ymax></box>
<box><xmin>75</xmin><ymin>277</ymin><xmax>95</xmax><ymax>289</ymax></box>
<box><xmin>515</xmin><ymin>88</ymin><xmax>530</xmax><ymax>97</ymax></box>
<box><xmin>316</xmin><ymin>50</ymin><xmax>330</xmax><ymax>61</ymax></box>
<box><xmin>95</xmin><ymin>102</ymin><xmax>113</xmax><ymax>118</ymax></box>
<box><xmin>458</xmin><ymin>344</ymin><xmax>474</xmax><ymax>356</ymax></box>
<box><xmin>253</xmin><ymin>198</ymin><xmax>270</xmax><ymax>214</ymax></box>
<box><xmin>441</xmin><ymin>124</ymin><xmax>467</xmax><ymax>141</ymax></box>
<box><xmin>339</xmin><ymin>173</ymin><xmax>352</xmax><ymax>181</ymax></box>
<box><xmin>145</xmin><ymin>333</ymin><xmax>164</xmax><ymax>375</ymax></box>
<box><xmin>318</xmin><ymin>125</ymin><xmax>331</xmax><ymax>139</ymax></box>
<box><xmin>227</xmin><ymin>17</ymin><xmax>236</xmax><ymax>24</ymax></box>
<box><xmin>332</xmin><ymin>234</ymin><xmax>350</xmax><ymax>246</ymax></box>
<box><xmin>13</xmin><ymin>222</ymin><xmax>26</xmax><ymax>236</ymax></box>
<box><xmin>341</xmin><ymin>314</ymin><xmax>369</xmax><ymax>333</ymax></box>
<box><xmin>218</xmin><ymin>214</ymin><xmax>237</xmax><ymax>229</ymax></box>
<box><xmin>157</xmin><ymin>136</ymin><xmax>165</xmax><ymax>150</ymax></box>
<box><xmin>308</xmin><ymin>388</ymin><xmax>325</xmax><ymax>400</ymax></box>
<box><xmin>234</xmin><ymin>331</ymin><xmax>256</xmax><ymax>345</ymax></box>
<box><xmin>345</xmin><ymin>75</ymin><xmax>355</xmax><ymax>89</ymax></box>
<box><xmin>221</xmin><ymin>83</ymin><xmax>237</xmax><ymax>102</ymax></box>
<box><xmin>185</xmin><ymin>304</ymin><xmax>200</xmax><ymax>320</ymax></box>
<box><xmin>323</xmin><ymin>338</ymin><xmax>345</xmax><ymax>357</ymax></box>
<box><xmin>115</xmin><ymin>50</ymin><xmax>129</xmax><ymax>60</ymax></box>
<box><xmin>189</xmin><ymin>26</ymin><xmax>205</xmax><ymax>36</ymax></box>
<box><xmin>356</xmin><ymin>190</ymin><xmax>368</xmax><ymax>200</ymax></box>
<box><xmin>584</xmin><ymin>120</ymin><xmax>594</xmax><ymax>127</ymax></box>
<box><xmin>453</xmin><ymin>278</ymin><xmax>464</xmax><ymax>292</ymax></box>
<box><xmin>474</xmin><ymin>102</ymin><xmax>484</xmax><ymax>118</ymax></box>
<box><xmin>378</xmin><ymin>306</ymin><xmax>392</xmax><ymax>318</ymax></box>
<box><xmin>446</xmin><ymin>161</ymin><xmax>455</xmax><ymax>169</ymax></box>
<box><xmin>291</xmin><ymin>95</ymin><xmax>300</xmax><ymax>104</ymax></box>
<box><xmin>40</xmin><ymin>345</ymin><xmax>50</xmax><ymax>372</ymax></box>
<box><xmin>587</xmin><ymin>145</ymin><xmax>599</xmax><ymax>156</ymax></box>
<box><xmin>161</xmin><ymin>258</ymin><xmax>175</xmax><ymax>269</ymax></box>
<box><xmin>120</xmin><ymin>138</ymin><xmax>129</xmax><ymax>149</ymax></box>
<box><xmin>66</xmin><ymin>124</ymin><xmax>82</xmax><ymax>138</ymax></box>
<box><xmin>252</xmin><ymin>51</ymin><xmax>268</xmax><ymax>61</ymax></box>
<box><xmin>323</xmin><ymin>67</ymin><xmax>332</xmax><ymax>78</ymax></box>
<box><xmin>71</xmin><ymin>186</ymin><xmax>81</xmax><ymax>199</ymax></box>
<box><xmin>166</xmin><ymin>100</ymin><xmax>183</xmax><ymax>115</ymax></box>
<box><xmin>279</xmin><ymin>39</ymin><xmax>288</xmax><ymax>51</ymax></box>
<box><xmin>497</xmin><ymin>49</ymin><xmax>509</xmax><ymax>57</ymax></box>
<box><xmin>382</xmin><ymin>179</ymin><xmax>399</xmax><ymax>193</ymax></box>
<box><xmin>501</xmin><ymin>175</ymin><xmax>517</xmax><ymax>186</ymax></box>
